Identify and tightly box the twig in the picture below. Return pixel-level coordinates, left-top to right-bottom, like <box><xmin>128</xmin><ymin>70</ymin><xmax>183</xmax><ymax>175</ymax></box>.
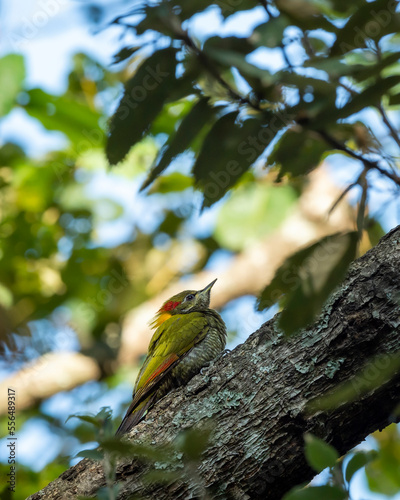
<box><xmin>317</xmin><ymin>129</ymin><xmax>400</xmax><ymax>187</ymax></box>
<box><xmin>178</xmin><ymin>30</ymin><xmax>261</xmax><ymax>111</ymax></box>
<box><xmin>280</xmin><ymin>44</ymin><xmax>294</xmax><ymax>71</ymax></box>
<box><xmin>259</xmin><ymin>0</ymin><xmax>277</xmax><ymax>18</ymax></box>
<box><xmin>328</xmin><ymin>182</ymin><xmax>358</xmax><ymax>217</ymax></box>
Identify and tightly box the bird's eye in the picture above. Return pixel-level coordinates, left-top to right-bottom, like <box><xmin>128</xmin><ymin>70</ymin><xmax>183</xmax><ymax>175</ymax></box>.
<box><xmin>185</xmin><ymin>294</ymin><xmax>195</xmax><ymax>301</ymax></box>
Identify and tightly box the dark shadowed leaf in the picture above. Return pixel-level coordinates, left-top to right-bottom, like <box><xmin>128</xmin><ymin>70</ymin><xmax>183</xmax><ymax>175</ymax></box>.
<box><xmin>251</xmin><ymin>17</ymin><xmax>289</xmax><ymax>48</ymax></box>
<box><xmin>204</xmin><ymin>36</ymin><xmax>254</xmax><ymax>56</ymax></box>
<box><xmin>106</xmin><ymin>48</ymin><xmax>180</xmax><ymax>164</ymax></box>
<box><xmin>102</xmin><ymin>437</ymin><xmax>173</xmax><ymax>462</ymax></box>
<box><xmin>76</xmin><ymin>448</ymin><xmax>104</xmax><ymax>460</ymax></box>
<box><xmin>143</xmin><ymin>469</ymin><xmax>182</xmax><ymax>485</ymax></box>
<box><xmin>304</xmin><ymin>433</ymin><xmax>339</xmax><ymax>473</ymax></box>
<box><xmin>193</xmin><ymin>111</ymin><xmax>274</xmax><ymax>207</ymax></box>
<box><xmin>349</xmin><ymin>51</ymin><xmax>400</xmax><ymax>82</ymax></box>
<box><xmin>388</xmin><ymin>92</ymin><xmax>400</xmax><ymax>106</ymax></box>
<box><xmin>158</xmin><ymin>210</ymin><xmax>185</xmax><ymax>236</ymax></box>
<box><xmin>258</xmin><ymin>232</ymin><xmax>358</xmax><ymax>335</ymax></box>
<box><xmin>141</xmin><ymin>98</ymin><xmax>216</xmax><ymax>190</ymax></box>
<box><xmin>112</xmin><ymin>46</ymin><xmax>141</xmax><ymax>64</ymax></box>
<box><xmin>0</xmin><ymin>54</ymin><xmax>25</xmax><ymax>117</ymax></box>
<box><xmin>176</xmin><ymin>427</ymin><xmax>213</xmax><ymax>460</ymax></box>
<box><xmin>66</xmin><ymin>414</ymin><xmax>103</xmax><ymax>427</ymax></box>
<box><xmin>269</xmin><ymin>128</ymin><xmax>330</xmax><ymax>178</ymax></box>
<box><xmin>203</xmin><ymin>36</ymin><xmax>269</xmax><ymax>79</ymax></box>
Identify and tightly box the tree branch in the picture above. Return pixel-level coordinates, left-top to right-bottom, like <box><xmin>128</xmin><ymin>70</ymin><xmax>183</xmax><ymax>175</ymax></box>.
<box><xmin>317</xmin><ymin>129</ymin><xmax>400</xmax><ymax>187</ymax></box>
<box><xmin>118</xmin><ymin>169</ymin><xmax>353</xmax><ymax>364</ymax></box>
<box><xmin>29</xmin><ymin>225</ymin><xmax>400</xmax><ymax>500</ymax></box>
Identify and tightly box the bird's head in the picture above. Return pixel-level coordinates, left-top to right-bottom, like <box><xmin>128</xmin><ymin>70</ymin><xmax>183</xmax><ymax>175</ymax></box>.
<box><xmin>150</xmin><ymin>279</ymin><xmax>217</xmax><ymax>329</ymax></box>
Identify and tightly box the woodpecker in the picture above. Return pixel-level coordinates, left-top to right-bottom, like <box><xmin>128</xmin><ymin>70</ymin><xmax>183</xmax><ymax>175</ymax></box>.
<box><xmin>116</xmin><ymin>279</ymin><xmax>226</xmax><ymax>435</ymax></box>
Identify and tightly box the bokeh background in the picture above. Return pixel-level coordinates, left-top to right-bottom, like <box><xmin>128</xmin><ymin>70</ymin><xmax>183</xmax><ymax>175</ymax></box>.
<box><xmin>0</xmin><ymin>0</ymin><xmax>400</xmax><ymax>498</ymax></box>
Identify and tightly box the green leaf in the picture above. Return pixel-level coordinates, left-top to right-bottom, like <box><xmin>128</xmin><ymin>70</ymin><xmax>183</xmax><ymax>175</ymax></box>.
<box><xmin>307</xmin><ymin>353</ymin><xmax>400</xmax><ymax>412</ymax></box>
<box><xmin>203</xmin><ymin>36</ymin><xmax>268</xmax><ymax>79</ymax></box>
<box><xmin>345</xmin><ymin>450</ymin><xmax>377</xmax><ymax>482</ymax></box>
<box><xmin>219</xmin><ymin>0</ymin><xmax>259</xmax><ymax>18</ymax></box>
<box><xmin>283</xmin><ymin>485</ymin><xmax>346</xmax><ymax>500</ymax></box>
<box><xmin>176</xmin><ymin>427</ymin><xmax>213</xmax><ymax>461</ymax></box>
<box><xmin>388</xmin><ymin>92</ymin><xmax>400</xmax><ymax>106</ymax></box>
<box><xmin>148</xmin><ymin>172</ymin><xmax>193</xmax><ymax>194</ymax></box>
<box><xmin>0</xmin><ymin>54</ymin><xmax>25</xmax><ymax>117</ymax></box>
<box><xmin>112</xmin><ymin>46</ymin><xmax>141</xmax><ymax>64</ymax></box>
<box><xmin>158</xmin><ymin>210</ymin><xmax>184</xmax><ymax>236</ymax></box>
<box><xmin>275</xmin><ymin>0</ymin><xmax>336</xmax><ymax>31</ymax></box>
<box><xmin>76</xmin><ymin>448</ymin><xmax>104</xmax><ymax>460</ymax></box>
<box><xmin>251</xmin><ymin>17</ymin><xmax>289</xmax><ymax>48</ymax></box>
<box><xmin>258</xmin><ymin>232</ymin><xmax>358</xmax><ymax>335</ymax></box>
<box><xmin>106</xmin><ymin>48</ymin><xmax>182</xmax><ymax>164</ymax></box>
<box><xmin>269</xmin><ymin>128</ymin><xmax>330</xmax><ymax>179</ymax></box>
<box><xmin>101</xmin><ymin>437</ymin><xmax>173</xmax><ymax>462</ymax></box>
<box><xmin>141</xmin><ymin>98</ymin><xmax>216</xmax><ymax>190</ymax></box>
<box><xmin>193</xmin><ymin>111</ymin><xmax>276</xmax><ymax>207</ymax></box>
<box><xmin>304</xmin><ymin>433</ymin><xmax>339</xmax><ymax>472</ymax></box>
<box><xmin>204</xmin><ymin>36</ymin><xmax>254</xmax><ymax>57</ymax></box>
<box><xmin>24</xmin><ymin>88</ymin><xmax>103</xmax><ymax>146</ymax></box>
<box><xmin>150</xmin><ymin>99</ymin><xmax>194</xmax><ymax>137</ymax></box>
<box><xmin>143</xmin><ymin>469</ymin><xmax>182</xmax><ymax>485</ymax></box>
<box><xmin>66</xmin><ymin>407</ymin><xmax>112</xmax><ymax>428</ymax></box>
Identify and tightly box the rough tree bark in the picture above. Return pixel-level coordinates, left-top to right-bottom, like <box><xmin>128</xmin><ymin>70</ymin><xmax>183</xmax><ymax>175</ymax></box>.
<box><xmin>30</xmin><ymin>226</ymin><xmax>400</xmax><ymax>500</ymax></box>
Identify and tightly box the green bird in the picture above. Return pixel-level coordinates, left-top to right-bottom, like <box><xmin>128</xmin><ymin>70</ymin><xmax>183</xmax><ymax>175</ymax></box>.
<box><xmin>116</xmin><ymin>278</ymin><xmax>227</xmax><ymax>435</ymax></box>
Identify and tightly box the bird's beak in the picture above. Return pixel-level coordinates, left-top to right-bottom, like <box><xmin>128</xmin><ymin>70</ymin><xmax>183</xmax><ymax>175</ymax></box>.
<box><xmin>198</xmin><ymin>278</ymin><xmax>217</xmax><ymax>297</ymax></box>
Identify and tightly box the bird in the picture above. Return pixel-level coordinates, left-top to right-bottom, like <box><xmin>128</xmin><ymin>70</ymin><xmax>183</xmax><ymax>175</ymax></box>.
<box><xmin>116</xmin><ymin>278</ymin><xmax>227</xmax><ymax>435</ymax></box>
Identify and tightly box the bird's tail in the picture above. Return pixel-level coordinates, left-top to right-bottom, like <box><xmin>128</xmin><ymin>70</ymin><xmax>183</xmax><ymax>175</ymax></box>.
<box><xmin>116</xmin><ymin>395</ymin><xmax>156</xmax><ymax>435</ymax></box>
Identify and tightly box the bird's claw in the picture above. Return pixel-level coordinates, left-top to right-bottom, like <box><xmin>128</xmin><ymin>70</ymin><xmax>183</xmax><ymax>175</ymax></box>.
<box><xmin>200</xmin><ymin>362</ymin><xmax>211</xmax><ymax>375</ymax></box>
<box><xmin>216</xmin><ymin>348</ymin><xmax>231</xmax><ymax>361</ymax></box>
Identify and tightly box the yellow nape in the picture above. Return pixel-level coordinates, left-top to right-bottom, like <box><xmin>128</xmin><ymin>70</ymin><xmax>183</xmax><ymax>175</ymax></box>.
<box><xmin>150</xmin><ymin>312</ymin><xmax>172</xmax><ymax>329</ymax></box>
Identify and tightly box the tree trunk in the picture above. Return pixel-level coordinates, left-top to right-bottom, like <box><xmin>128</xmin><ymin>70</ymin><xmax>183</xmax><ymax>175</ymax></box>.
<box><xmin>29</xmin><ymin>226</ymin><xmax>400</xmax><ymax>500</ymax></box>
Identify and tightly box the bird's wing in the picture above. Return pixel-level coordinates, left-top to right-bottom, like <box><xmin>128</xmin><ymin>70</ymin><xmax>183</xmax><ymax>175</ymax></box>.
<box><xmin>117</xmin><ymin>313</ymin><xmax>209</xmax><ymax>434</ymax></box>
<box><xmin>135</xmin><ymin>312</ymin><xmax>208</xmax><ymax>396</ymax></box>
